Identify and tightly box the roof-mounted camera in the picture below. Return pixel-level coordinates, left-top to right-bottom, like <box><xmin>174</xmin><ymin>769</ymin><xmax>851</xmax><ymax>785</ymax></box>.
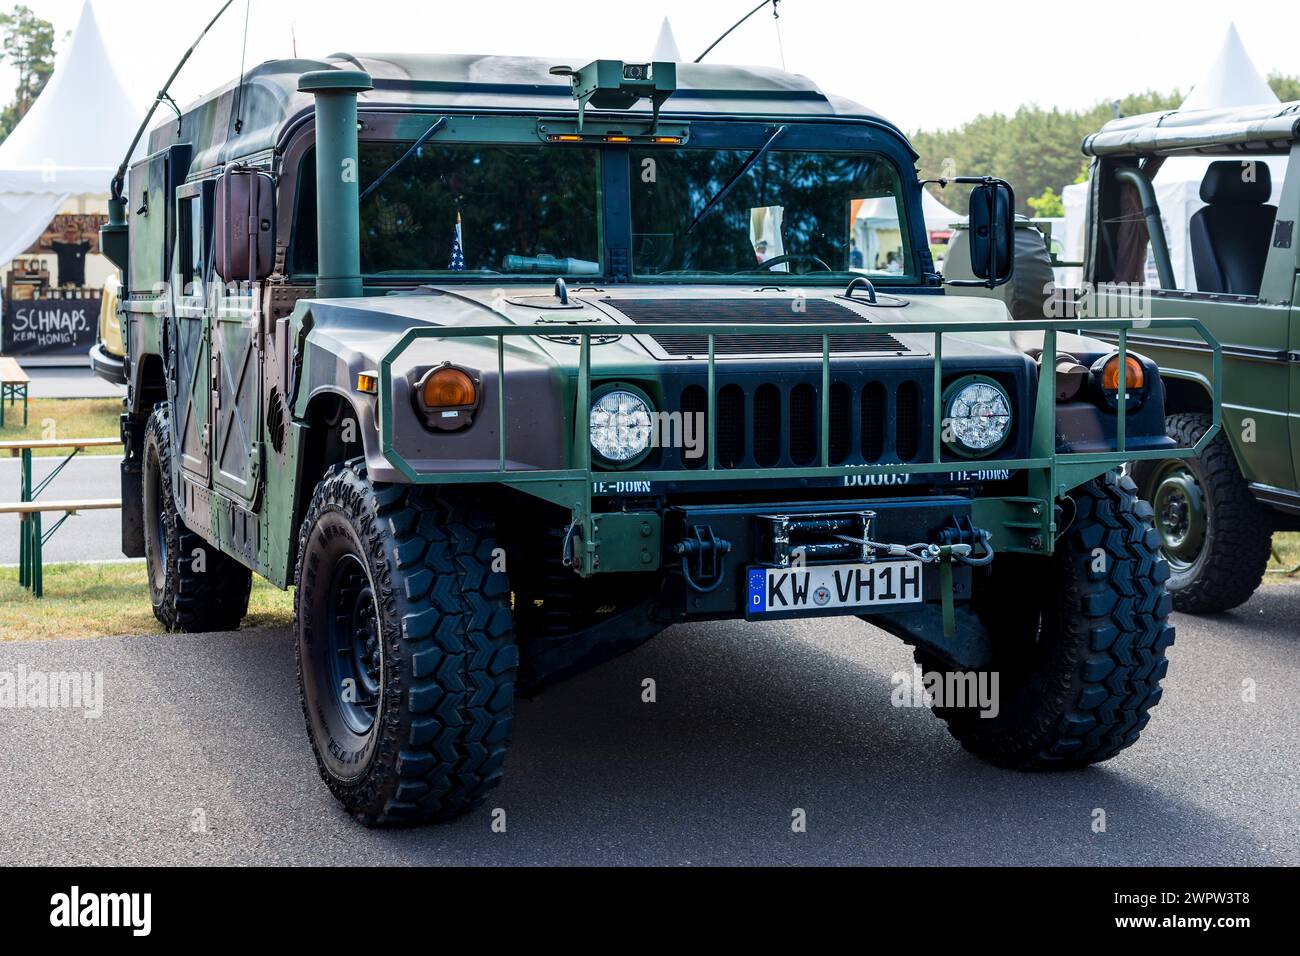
<box><xmin>549</xmin><ymin>59</ymin><xmax>677</xmax><ymax>133</ymax></box>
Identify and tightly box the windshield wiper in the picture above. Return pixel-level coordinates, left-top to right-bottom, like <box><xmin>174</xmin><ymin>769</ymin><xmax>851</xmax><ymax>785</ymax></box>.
<box><xmin>359</xmin><ymin>116</ymin><xmax>448</xmax><ymax>203</ymax></box>
<box><xmin>685</xmin><ymin>124</ymin><xmax>786</xmax><ymax>234</ymax></box>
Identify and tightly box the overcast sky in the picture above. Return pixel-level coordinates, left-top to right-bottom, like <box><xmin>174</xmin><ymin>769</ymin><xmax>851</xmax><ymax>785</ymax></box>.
<box><xmin>5</xmin><ymin>0</ymin><xmax>1298</xmax><ymax>132</ymax></box>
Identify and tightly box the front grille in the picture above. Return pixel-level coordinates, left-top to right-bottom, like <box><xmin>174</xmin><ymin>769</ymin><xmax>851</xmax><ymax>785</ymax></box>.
<box><xmin>671</xmin><ymin>378</ymin><xmax>929</xmax><ymax>470</ymax></box>
<box><xmin>789</xmin><ymin>384</ymin><xmax>817</xmax><ymax>465</ymax></box>
<box><xmin>753</xmin><ymin>384</ymin><xmax>781</xmax><ymax>467</ymax></box>
<box><xmin>862</xmin><ymin>382</ymin><xmax>886</xmax><ymax>461</ymax></box>
<box><xmin>895</xmin><ymin>380</ymin><xmax>920</xmax><ymax>462</ymax></box>
<box><xmin>716</xmin><ymin>384</ymin><xmax>745</xmax><ymax>468</ymax></box>
<box><xmin>600</xmin><ymin>298</ymin><xmax>910</xmax><ymax>358</ymax></box>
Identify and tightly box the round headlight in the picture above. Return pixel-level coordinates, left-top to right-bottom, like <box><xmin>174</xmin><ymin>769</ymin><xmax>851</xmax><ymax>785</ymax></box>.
<box><xmin>590</xmin><ymin>387</ymin><xmax>655</xmax><ymax>465</ymax></box>
<box><xmin>944</xmin><ymin>378</ymin><xmax>1012</xmax><ymax>456</ymax></box>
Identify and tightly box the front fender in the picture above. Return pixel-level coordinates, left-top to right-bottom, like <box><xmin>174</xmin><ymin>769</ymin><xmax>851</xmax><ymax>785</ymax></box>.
<box><xmin>290</xmin><ymin>300</ymin><xmax>570</xmax><ymax>482</ymax></box>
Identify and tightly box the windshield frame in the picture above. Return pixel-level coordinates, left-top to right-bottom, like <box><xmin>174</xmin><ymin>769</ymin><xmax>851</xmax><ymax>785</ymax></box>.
<box><xmin>280</xmin><ymin>111</ymin><xmax>935</xmax><ymax>288</ymax></box>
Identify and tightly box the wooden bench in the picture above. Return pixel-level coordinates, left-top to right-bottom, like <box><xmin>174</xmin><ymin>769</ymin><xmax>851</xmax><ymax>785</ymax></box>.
<box><xmin>0</xmin><ymin>497</ymin><xmax>121</xmax><ymax>515</ymax></box>
<box><xmin>2</xmin><ymin>436</ymin><xmax>123</xmax><ymax>597</ymax></box>
<box><xmin>0</xmin><ymin>356</ymin><xmax>29</xmax><ymax>429</ymax></box>
<box><xmin>0</xmin><ymin>437</ymin><xmax>122</xmax><ymax>455</ymax></box>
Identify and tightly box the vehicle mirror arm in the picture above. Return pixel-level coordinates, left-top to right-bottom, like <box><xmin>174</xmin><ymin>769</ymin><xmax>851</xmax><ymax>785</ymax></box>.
<box><xmin>923</xmin><ymin>176</ymin><xmax>1015</xmax><ymax>288</ymax></box>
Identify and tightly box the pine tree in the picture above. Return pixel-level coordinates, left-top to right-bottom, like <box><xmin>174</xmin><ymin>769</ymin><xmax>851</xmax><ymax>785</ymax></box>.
<box><xmin>0</xmin><ymin>5</ymin><xmax>57</xmax><ymax>143</ymax></box>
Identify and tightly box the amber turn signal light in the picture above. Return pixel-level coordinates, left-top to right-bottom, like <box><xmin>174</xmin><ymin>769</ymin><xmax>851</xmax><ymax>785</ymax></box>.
<box><xmin>1101</xmin><ymin>354</ymin><xmax>1144</xmax><ymax>391</ymax></box>
<box><xmin>421</xmin><ymin>365</ymin><xmax>477</xmax><ymax>409</ymax></box>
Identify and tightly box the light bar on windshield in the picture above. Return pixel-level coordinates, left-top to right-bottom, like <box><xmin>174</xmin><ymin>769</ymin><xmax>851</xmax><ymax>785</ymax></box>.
<box><xmin>546</xmin><ymin>132</ymin><xmax>684</xmax><ymax>144</ymax></box>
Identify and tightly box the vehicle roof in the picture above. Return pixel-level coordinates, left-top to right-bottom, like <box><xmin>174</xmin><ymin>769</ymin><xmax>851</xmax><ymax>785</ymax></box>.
<box><xmin>1082</xmin><ymin>100</ymin><xmax>1300</xmax><ymax>157</ymax></box>
<box><xmin>147</xmin><ymin>52</ymin><xmax>902</xmax><ymax>171</ymax></box>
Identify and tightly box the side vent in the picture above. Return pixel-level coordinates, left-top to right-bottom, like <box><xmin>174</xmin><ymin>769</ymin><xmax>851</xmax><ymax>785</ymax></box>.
<box><xmin>266</xmin><ymin>387</ymin><xmax>287</xmax><ymax>455</ymax></box>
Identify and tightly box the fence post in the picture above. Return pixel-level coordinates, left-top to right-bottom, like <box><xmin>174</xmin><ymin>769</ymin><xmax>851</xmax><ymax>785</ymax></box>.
<box><xmin>19</xmin><ymin>448</ymin><xmax>31</xmax><ymax>589</ymax></box>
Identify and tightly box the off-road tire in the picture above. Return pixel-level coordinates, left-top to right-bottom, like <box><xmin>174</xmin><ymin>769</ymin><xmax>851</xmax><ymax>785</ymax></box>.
<box><xmin>1131</xmin><ymin>413</ymin><xmax>1272</xmax><ymax>613</ymax></box>
<box><xmin>295</xmin><ymin>461</ymin><xmax>517</xmax><ymax>825</ymax></box>
<box><xmin>917</xmin><ymin>471</ymin><xmax>1175</xmax><ymax>769</ymax></box>
<box><xmin>142</xmin><ymin>403</ymin><xmax>251</xmax><ymax>631</ymax></box>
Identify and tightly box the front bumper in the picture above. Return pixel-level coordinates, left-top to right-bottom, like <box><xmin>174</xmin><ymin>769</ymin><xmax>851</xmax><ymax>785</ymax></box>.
<box><xmin>377</xmin><ymin>315</ymin><xmax>1223</xmax><ymax>565</ymax></box>
<box><xmin>89</xmin><ymin>342</ymin><xmax>127</xmax><ymax>386</ymax></box>
<box><xmin>664</xmin><ymin>496</ymin><xmax>976</xmax><ymax>620</ymax></box>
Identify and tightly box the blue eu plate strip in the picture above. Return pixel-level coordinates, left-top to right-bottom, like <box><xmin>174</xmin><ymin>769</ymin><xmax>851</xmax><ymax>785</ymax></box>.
<box><xmin>747</xmin><ymin>567</ymin><xmax>767</xmax><ymax>614</ymax></box>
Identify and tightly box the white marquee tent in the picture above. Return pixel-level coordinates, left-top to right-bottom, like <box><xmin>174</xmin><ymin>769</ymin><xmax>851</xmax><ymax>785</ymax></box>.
<box><xmin>853</xmin><ymin>189</ymin><xmax>962</xmax><ymax>271</ymax></box>
<box><xmin>1061</xmin><ymin>24</ymin><xmax>1287</xmax><ymax>291</ymax></box>
<box><xmin>0</xmin><ymin>1</ymin><xmax>141</xmax><ymax>269</ymax></box>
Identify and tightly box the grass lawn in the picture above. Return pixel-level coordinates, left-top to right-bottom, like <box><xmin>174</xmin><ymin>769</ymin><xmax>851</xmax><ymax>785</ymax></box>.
<box><xmin>0</xmin><ymin>562</ymin><xmax>293</xmax><ymax>641</ymax></box>
<box><xmin>0</xmin><ymin>397</ymin><xmax>123</xmax><ymax>455</ymax></box>
<box><xmin>1268</xmin><ymin>531</ymin><xmax>1300</xmax><ymax>579</ymax></box>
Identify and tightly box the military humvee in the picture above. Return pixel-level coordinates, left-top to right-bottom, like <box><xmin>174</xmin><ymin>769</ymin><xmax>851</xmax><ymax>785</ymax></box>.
<box><xmin>95</xmin><ymin>53</ymin><xmax>1213</xmax><ymax>826</ymax></box>
<box><xmin>1070</xmin><ymin>102</ymin><xmax>1298</xmax><ymax>612</ymax></box>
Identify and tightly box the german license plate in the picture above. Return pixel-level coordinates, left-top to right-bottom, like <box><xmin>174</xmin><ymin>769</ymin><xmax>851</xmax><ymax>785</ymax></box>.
<box><xmin>746</xmin><ymin>560</ymin><xmax>923</xmax><ymax>616</ymax></box>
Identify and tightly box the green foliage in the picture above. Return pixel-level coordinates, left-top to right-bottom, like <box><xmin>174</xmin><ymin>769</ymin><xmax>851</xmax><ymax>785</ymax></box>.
<box><xmin>0</xmin><ymin>4</ymin><xmax>56</xmax><ymax>143</ymax></box>
<box><xmin>912</xmin><ymin>89</ymin><xmax>1188</xmax><ymax>215</ymax></box>
<box><xmin>1268</xmin><ymin>72</ymin><xmax>1300</xmax><ymax>103</ymax></box>
<box><xmin>1026</xmin><ymin>186</ymin><xmax>1065</xmax><ymax>219</ymax></box>
<box><xmin>914</xmin><ymin>76</ymin><xmax>1300</xmax><ymax>215</ymax></box>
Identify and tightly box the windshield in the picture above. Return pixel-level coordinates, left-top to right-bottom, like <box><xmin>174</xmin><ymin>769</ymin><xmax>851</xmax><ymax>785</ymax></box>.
<box><xmin>630</xmin><ymin>147</ymin><xmax>912</xmax><ymax>280</ymax></box>
<box><xmin>292</xmin><ymin>141</ymin><xmax>602</xmax><ymax>277</ymax></box>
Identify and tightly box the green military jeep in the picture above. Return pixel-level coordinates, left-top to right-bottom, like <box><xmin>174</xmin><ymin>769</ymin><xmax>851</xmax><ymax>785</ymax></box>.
<box><xmin>1071</xmin><ymin>102</ymin><xmax>1299</xmax><ymax>612</ymax></box>
<box><xmin>96</xmin><ymin>53</ymin><xmax>1214</xmax><ymax>825</ymax></box>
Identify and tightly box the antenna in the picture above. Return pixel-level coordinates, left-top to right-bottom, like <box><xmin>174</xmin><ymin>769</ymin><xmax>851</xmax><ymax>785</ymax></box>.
<box><xmin>694</xmin><ymin>0</ymin><xmax>782</xmax><ymax>64</ymax></box>
<box><xmin>109</xmin><ymin>0</ymin><xmax>236</xmax><ymax>202</ymax></box>
<box><xmin>232</xmin><ymin>0</ymin><xmax>253</xmax><ymax>134</ymax></box>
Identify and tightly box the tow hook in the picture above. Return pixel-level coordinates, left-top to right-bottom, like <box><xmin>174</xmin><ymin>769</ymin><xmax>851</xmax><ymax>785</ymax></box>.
<box><xmin>937</xmin><ymin>516</ymin><xmax>995</xmax><ymax>567</ymax></box>
<box><xmin>934</xmin><ymin>517</ymin><xmax>995</xmax><ymax>638</ymax></box>
<box><xmin>674</xmin><ymin>526</ymin><xmax>732</xmax><ymax>593</ymax></box>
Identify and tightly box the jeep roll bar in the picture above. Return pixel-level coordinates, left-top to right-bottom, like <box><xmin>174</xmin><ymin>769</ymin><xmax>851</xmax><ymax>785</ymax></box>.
<box><xmin>1113</xmin><ymin>166</ymin><xmax>1177</xmax><ymax>290</ymax></box>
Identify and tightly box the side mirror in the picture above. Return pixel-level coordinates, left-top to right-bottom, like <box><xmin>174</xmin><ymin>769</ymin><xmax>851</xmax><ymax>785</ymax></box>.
<box><xmin>215</xmin><ymin>168</ymin><xmax>275</xmax><ymax>282</ymax></box>
<box><xmin>967</xmin><ymin>180</ymin><xmax>1014</xmax><ymax>286</ymax></box>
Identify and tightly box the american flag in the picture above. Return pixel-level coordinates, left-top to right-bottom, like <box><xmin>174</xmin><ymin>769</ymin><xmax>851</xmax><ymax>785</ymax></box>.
<box><xmin>449</xmin><ymin>210</ymin><xmax>465</xmax><ymax>271</ymax></box>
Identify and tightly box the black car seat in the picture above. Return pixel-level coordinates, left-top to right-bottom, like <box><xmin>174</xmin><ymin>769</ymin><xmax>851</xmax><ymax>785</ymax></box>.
<box><xmin>1189</xmin><ymin>160</ymin><xmax>1276</xmax><ymax>295</ymax></box>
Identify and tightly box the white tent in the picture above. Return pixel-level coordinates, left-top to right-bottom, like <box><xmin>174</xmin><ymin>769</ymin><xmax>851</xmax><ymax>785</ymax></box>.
<box><xmin>920</xmin><ymin>187</ymin><xmax>962</xmax><ymax>232</ymax></box>
<box><xmin>1061</xmin><ymin>24</ymin><xmax>1286</xmax><ymax>291</ymax></box>
<box><xmin>652</xmin><ymin>17</ymin><xmax>682</xmax><ymax>61</ymax></box>
<box><xmin>0</xmin><ymin>1</ymin><xmax>141</xmax><ymax>268</ymax></box>
<box><xmin>852</xmin><ymin>190</ymin><xmax>962</xmax><ymax>272</ymax></box>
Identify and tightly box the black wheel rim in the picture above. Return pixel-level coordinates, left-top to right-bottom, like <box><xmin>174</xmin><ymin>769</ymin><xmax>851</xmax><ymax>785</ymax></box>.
<box><xmin>1149</xmin><ymin>461</ymin><xmax>1207</xmax><ymax>573</ymax></box>
<box><xmin>324</xmin><ymin>553</ymin><xmax>383</xmax><ymax>736</ymax></box>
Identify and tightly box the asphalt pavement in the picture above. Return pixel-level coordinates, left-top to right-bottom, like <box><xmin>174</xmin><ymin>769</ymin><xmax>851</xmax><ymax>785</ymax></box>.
<box><xmin>0</xmin><ymin>455</ymin><xmax>124</xmax><ymax>566</ymax></box>
<box><xmin>0</xmin><ymin>584</ymin><xmax>1296</xmax><ymax>866</ymax></box>
<box><xmin>22</xmin><ymin>364</ymin><xmax>126</xmax><ymax>400</ymax></box>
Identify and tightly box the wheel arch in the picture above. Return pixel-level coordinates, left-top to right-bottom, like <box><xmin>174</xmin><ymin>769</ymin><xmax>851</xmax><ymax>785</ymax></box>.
<box><xmin>129</xmin><ymin>352</ymin><xmax>168</xmax><ymax>417</ymax></box>
<box><xmin>286</xmin><ymin>388</ymin><xmax>373</xmax><ymax>580</ymax></box>
<box><xmin>1159</xmin><ymin>370</ymin><xmax>1214</xmax><ymax>418</ymax></box>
